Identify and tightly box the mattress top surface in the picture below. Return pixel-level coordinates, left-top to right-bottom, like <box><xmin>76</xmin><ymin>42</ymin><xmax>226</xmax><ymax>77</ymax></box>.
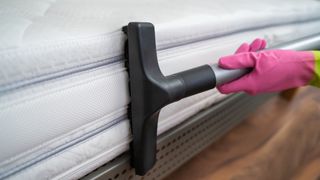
<box><xmin>1</xmin><ymin>0</ymin><xmax>320</xmax><ymax>92</ymax></box>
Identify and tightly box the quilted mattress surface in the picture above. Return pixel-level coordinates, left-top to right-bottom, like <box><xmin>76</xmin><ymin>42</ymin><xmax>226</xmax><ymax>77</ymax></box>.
<box><xmin>1</xmin><ymin>0</ymin><xmax>320</xmax><ymax>179</ymax></box>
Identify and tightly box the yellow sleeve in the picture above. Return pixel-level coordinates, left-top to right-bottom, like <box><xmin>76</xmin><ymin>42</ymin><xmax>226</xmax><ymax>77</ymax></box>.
<box><xmin>310</xmin><ymin>51</ymin><xmax>320</xmax><ymax>87</ymax></box>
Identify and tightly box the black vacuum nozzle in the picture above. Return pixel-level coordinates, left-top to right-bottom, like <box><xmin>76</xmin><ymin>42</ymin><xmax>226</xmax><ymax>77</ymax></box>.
<box><xmin>124</xmin><ymin>22</ymin><xmax>248</xmax><ymax>175</ymax></box>
<box><xmin>125</xmin><ymin>22</ymin><xmax>216</xmax><ymax>175</ymax></box>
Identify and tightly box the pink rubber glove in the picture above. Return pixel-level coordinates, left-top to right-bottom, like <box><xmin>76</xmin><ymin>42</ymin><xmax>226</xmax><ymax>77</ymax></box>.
<box><xmin>217</xmin><ymin>42</ymin><xmax>320</xmax><ymax>95</ymax></box>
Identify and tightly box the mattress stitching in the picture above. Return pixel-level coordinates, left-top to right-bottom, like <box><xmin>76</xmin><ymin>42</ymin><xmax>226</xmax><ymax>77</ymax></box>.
<box><xmin>0</xmin><ymin>35</ymin><xmax>124</xmax><ymax>89</ymax></box>
<box><xmin>157</xmin><ymin>20</ymin><xmax>320</xmax><ymax>60</ymax></box>
<box><xmin>0</xmin><ymin>63</ymin><xmax>126</xmax><ymax>109</ymax></box>
<box><xmin>1</xmin><ymin>8</ymin><xmax>318</xmax><ymax>53</ymax></box>
<box><xmin>0</xmin><ymin>31</ymin><xmax>123</xmax><ymax>55</ymax></box>
<box><xmin>157</xmin><ymin>17</ymin><xmax>320</xmax><ymax>50</ymax></box>
<box><xmin>8</xmin><ymin>91</ymin><xmax>224</xmax><ymax>179</ymax></box>
<box><xmin>2</xmin><ymin>19</ymin><xmax>320</xmax><ymax>97</ymax></box>
<box><xmin>2</xmin><ymin>92</ymin><xmax>222</xmax><ymax>178</ymax></box>
<box><xmin>1</xmin><ymin>22</ymin><xmax>268</xmax><ymax>106</ymax></box>
<box><xmin>0</xmin><ymin>32</ymin><xmax>125</xmax><ymax>86</ymax></box>
<box><xmin>53</xmin><ymin>139</ymin><xmax>131</xmax><ymax>180</ymax></box>
<box><xmin>0</xmin><ymin>56</ymin><xmax>125</xmax><ymax>96</ymax></box>
<box><xmin>0</xmin><ymin>107</ymin><xmax>127</xmax><ymax>168</ymax></box>
<box><xmin>4</xmin><ymin>91</ymin><xmax>218</xmax><ymax>168</ymax></box>
<box><xmin>0</xmin><ymin>28</ymin><xmax>254</xmax><ymax>108</ymax></box>
<box><xmin>1</xmin><ymin>115</ymin><xmax>129</xmax><ymax>179</ymax></box>
<box><xmin>162</xmin><ymin>4</ymin><xmax>320</xmax><ymax>41</ymax></box>
<box><xmin>1</xmin><ymin>15</ymin><xmax>320</xmax><ymax>91</ymax></box>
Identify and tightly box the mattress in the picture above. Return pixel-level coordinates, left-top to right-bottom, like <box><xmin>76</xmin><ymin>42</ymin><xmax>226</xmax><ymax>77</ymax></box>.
<box><xmin>1</xmin><ymin>0</ymin><xmax>320</xmax><ymax>179</ymax></box>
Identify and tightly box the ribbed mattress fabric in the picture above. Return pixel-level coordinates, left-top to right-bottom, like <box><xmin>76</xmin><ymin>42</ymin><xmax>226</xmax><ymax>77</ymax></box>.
<box><xmin>1</xmin><ymin>0</ymin><xmax>320</xmax><ymax>179</ymax></box>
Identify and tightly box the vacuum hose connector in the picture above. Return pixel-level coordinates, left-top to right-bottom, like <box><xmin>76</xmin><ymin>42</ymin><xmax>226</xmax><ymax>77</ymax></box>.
<box><xmin>210</xmin><ymin>64</ymin><xmax>251</xmax><ymax>86</ymax></box>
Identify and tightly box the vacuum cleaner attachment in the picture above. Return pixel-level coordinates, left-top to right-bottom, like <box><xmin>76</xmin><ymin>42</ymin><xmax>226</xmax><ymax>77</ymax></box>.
<box><xmin>123</xmin><ymin>22</ymin><xmax>249</xmax><ymax>175</ymax></box>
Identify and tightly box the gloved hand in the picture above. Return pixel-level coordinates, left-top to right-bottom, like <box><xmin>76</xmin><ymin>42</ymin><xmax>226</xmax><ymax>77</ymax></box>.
<box><xmin>217</xmin><ymin>41</ymin><xmax>320</xmax><ymax>95</ymax></box>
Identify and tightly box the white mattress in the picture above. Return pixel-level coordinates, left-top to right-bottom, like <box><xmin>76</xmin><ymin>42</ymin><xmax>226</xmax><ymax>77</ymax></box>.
<box><xmin>1</xmin><ymin>0</ymin><xmax>320</xmax><ymax>179</ymax></box>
